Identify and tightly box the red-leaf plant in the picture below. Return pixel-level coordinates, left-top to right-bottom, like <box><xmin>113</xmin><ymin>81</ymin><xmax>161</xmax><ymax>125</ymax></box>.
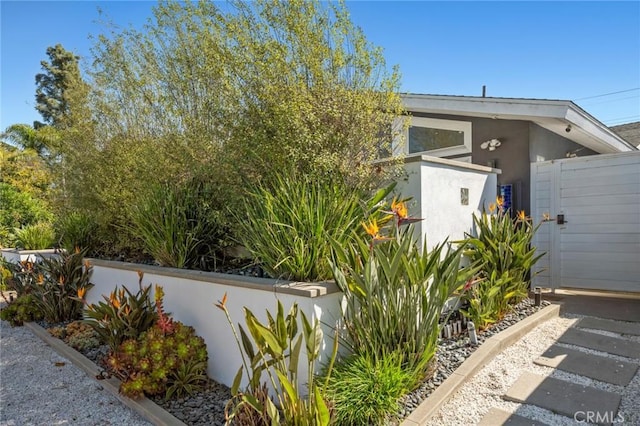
<box><xmin>154</xmin><ymin>285</ymin><xmax>174</xmax><ymax>335</ymax></box>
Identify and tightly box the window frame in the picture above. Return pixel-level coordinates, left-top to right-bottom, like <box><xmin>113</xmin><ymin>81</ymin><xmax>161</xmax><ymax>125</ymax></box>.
<box><xmin>405</xmin><ymin>116</ymin><xmax>472</xmax><ymax>157</ymax></box>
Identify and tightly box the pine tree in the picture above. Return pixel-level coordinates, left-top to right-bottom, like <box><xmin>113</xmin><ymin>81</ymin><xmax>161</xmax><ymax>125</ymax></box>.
<box><xmin>35</xmin><ymin>44</ymin><xmax>84</xmax><ymax>128</ymax></box>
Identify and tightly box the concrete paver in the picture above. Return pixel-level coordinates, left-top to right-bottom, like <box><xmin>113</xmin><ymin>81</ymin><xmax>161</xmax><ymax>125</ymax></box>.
<box><xmin>534</xmin><ymin>344</ymin><xmax>638</xmax><ymax>386</ymax></box>
<box><xmin>543</xmin><ymin>293</ymin><xmax>640</xmax><ymax>322</ymax></box>
<box><xmin>575</xmin><ymin>317</ymin><xmax>640</xmax><ymax>336</ymax></box>
<box><xmin>557</xmin><ymin>327</ymin><xmax>640</xmax><ymax>359</ymax></box>
<box><xmin>503</xmin><ymin>372</ymin><xmax>621</xmax><ymax>425</ymax></box>
<box><xmin>477</xmin><ymin>408</ymin><xmax>549</xmax><ymax>426</ymax></box>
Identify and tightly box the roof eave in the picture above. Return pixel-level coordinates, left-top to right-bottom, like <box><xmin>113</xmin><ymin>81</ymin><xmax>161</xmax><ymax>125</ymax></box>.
<box><xmin>564</xmin><ymin>103</ymin><xmax>637</xmax><ymax>153</ymax></box>
<box><xmin>401</xmin><ymin>94</ymin><xmax>638</xmax><ymax>153</ymax></box>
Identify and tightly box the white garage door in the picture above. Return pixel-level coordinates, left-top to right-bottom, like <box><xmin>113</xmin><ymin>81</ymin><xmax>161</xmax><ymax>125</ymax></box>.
<box><xmin>531</xmin><ymin>152</ymin><xmax>640</xmax><ymax>293</ymax></box>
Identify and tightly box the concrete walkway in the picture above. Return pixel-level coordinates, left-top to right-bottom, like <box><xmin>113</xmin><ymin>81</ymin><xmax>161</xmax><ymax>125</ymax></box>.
<box><xmin>478</xmin><ymin>291</ymin><xmax>640</xmax><ymax>426</ymax></box>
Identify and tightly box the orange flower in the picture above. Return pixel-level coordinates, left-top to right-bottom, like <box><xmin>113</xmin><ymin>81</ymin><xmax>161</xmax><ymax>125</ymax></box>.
<box><xmin>362</xmin><ymin>219</ymin><xmax>380</xmax><ymax>238</ymax></box>
<box><xmin>391</xmin><ymin>198</ymin><xmax>408</xmax><ymax>220</ymax></box>
<box><xmin>488</xmin><ymin>203</ymin><xmax>496</xmax><ymax>213</ymax></box>
<box><xmin>37</xmin><ymin>274</ymin><xmax>45</xmax><ymax>285</ymax></box>
<box><xmin>109</xmin><ymin>291</ymin><xmax>121</xmax><ymax>309</ymax></box>
<box><xmin>215</xmin><ymin>292</ymin><xmax>228</xmax><ymax>310</ymax></box>
<box><xmin>517</xmin><ymin>210</ymin><xmax>526</xmax><ymax>221</ymax></box>
<box><xmin>77</xmin><ymin>287</ymin><xmax>87</xmax><ymax>299</ymax></box>
<box><xmin>496</xmin><ymin>196</ymin><xmax>504</xmax><ymax>209</ymax></box>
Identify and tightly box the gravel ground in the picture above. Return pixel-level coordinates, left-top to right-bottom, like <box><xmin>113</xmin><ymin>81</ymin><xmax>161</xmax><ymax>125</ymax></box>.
<box><xmin>425</xmin><ymin>314</ymin><xmax>640</xmax><ymax>426</ymax></box>
<box><xmin>7</xmin><ymin>298</ymin><xmax>635</xmax><ymax>426</ymax></box>
<box><xmin>0</xmin><ymin>317</ymin><xmax>153</xmax><ymax>426</ymax></box>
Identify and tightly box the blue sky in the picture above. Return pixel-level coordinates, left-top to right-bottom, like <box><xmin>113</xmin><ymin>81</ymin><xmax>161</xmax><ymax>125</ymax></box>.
<box><xmin>1</xmin><ymin>1</ymin><xmax>639</xmax><ymax>131</ymax></box>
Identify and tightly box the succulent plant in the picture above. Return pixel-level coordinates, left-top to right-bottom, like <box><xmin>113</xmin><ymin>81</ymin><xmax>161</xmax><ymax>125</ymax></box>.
<box><xmin>64</xmin><ymin>321</ymin><xmax>101</xmax><ymax>351</ymax></box>
<box><xmin>46</xmin><ymin>320</ymin><xmax>101</xmax><ymax>351</ymax></box>
<box><xmin>67</xmin><ymin>333</ymin><xmax>101</xmax><ymax>352</ymax></box>
<box><xmin>105</xmin><ymin>286</ymin><xmax>208</xmax><ymax>400</ymax></box>
<box><xmin>0</xmin><ymin>294</ymin><xmax>44</xmax><ymax>326</ymax></box>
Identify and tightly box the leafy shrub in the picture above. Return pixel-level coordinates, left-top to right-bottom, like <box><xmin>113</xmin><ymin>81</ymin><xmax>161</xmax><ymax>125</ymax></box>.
<box><xmin>461</xmin><ymin>270</ymin><xmax>511</xmax><ymax>330</ymax></box>
<box><xmin>216</xmin><ymin>297</ymin><xmax>333</xmax><ymax>425</ymax></box>
<box><xmin>461</xmin><ymin>205</ymin><xmax>543</xmax><ymax>328</ymax></box>
<box><xmin>0</xmin><ymin>294</ymin><xmax>44</xmax><ymax>326</ymax></box>
<box><xmin>237</xmin><ymin>171</ymin><xmax>394</xmax><ymax>281</ymax></box>
<box><xmin>323</xmin><ymin>351</ymin><xmax>412</xmax><ymax>426</ymax></box>
<box><xmin>331</xmin><ymin>200</ymin><xmax>480</xmax><ymax>383</ymax></box>
<box><xmin>0</xmin><ymin>182</ymin><xmax>53</xmax><ymax>247</ymax></box>
<box><xmin>13</xmin><ymin>221</ymin><xmax>56</xmax><ymax>250</ymax></box>
<box><xmin>3</xmin><ymin>260</ymin><xmax>41</xmax><ymax>296</ymax></box>
<box><xmin>30</xmin><ymin>250</ymin><xmax>93</xmax><ymax>323</ymax></box>
<box><xmin>106</xmin><ymin>288</ymin><xmax>208</xmax><ymax>400</ymax></box>
<box><xmin>128</xmin><ymin>179</ymin><xmax>228</xmax><ymax>270</ymax></box>
<box><xmin>1</xmin><ymin>257</ymin><xmax>16</xmax><ymax>292</ymax></box>
<box><xmin>83</xmin><ymin>272</ymin><xmax>157</xmax><ymax>352</ymax></box>
<box><xmin>56</xmin><ymin>212</ymin><xmax>98</xmax><ymax>253</ymax></box>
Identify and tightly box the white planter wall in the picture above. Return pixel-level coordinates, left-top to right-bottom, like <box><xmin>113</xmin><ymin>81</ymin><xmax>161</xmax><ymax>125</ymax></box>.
<box><xmin>1</xmin><ymin>248</ymin><xmax>61</xmax><ymax>264</ymax></box>
<box><xmin>86</xmin><ymin>260</ymin><xmax>343</xmax><ymax>389</ymax></box>
<box><xmin>397</xmin><ymin>155</ymin><xmax>499</xmax><ymax>249</ymax></box>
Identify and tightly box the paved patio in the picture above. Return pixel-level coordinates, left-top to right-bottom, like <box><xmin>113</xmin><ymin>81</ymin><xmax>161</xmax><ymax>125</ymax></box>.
<box><xmin>478</xmin><ymin>290</ymin><xmax>640</xmax><ymax>426</ymax></box>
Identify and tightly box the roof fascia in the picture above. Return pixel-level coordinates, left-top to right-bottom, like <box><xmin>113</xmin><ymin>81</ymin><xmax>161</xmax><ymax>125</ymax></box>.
<box><xmin>565</xmin><ymin>103</ymin><xmax>637</xmax><ymax>152</ymax></box>
<box><xmin>401</xmin><ymin>94</ymin><xmax>637</xmax><ymax>153</ymax></box>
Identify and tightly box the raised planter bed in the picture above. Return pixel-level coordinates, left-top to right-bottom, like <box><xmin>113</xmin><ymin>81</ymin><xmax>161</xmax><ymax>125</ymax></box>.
<box><xmin>24</xmin><ymin>321</ymin><xmax>187</xmax><ymax>426</ymax></box>
<box><xmin>1</xmin><ymin>248</ymin><xmax>61</xmax><ymax>264</ymax></box>
<box><xmin>86</xmin><ymin>258</ymin><xmax>344</xmax><ymax>390</ymax></box>
<box><xmin>22</xmin><ymin>299</ymin><xmax>559</xmax><ymax>425</ymax></box>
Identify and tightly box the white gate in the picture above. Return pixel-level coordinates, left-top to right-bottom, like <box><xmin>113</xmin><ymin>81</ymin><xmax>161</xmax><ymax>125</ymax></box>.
<box><xmin>531</xmin><ymin>152</ymin><xmax>640</xmax><ymax>293</ymax></box>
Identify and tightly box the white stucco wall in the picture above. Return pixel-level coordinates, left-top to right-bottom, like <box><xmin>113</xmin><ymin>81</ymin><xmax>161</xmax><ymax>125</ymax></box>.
<box><xmin>1</xmin><ymin>248</ymin><xmax>61</xmax><ymax>264</ymax></box>
<box><xmin>85</xmin><ymin>260</ymin><xmax>343</xmax><ymax>389</ymax></box>
<box><xmin>395</xmin><ymin>155</ymin><xmax>500</xmax><ymax>249</ymax></box>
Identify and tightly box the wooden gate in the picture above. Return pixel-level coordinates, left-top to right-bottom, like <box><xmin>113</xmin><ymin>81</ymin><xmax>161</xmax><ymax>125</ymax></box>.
<box><xmin>531</xmin><ymin>152</ymin><xmax>640</xmax><ymax>293</ymax></box>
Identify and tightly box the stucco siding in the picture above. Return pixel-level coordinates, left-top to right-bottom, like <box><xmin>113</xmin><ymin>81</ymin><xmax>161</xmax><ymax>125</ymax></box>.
<box><xmin>529</xmin><ymin>123</ymin><xmax>597</xmax><ymax>162</ymax></box>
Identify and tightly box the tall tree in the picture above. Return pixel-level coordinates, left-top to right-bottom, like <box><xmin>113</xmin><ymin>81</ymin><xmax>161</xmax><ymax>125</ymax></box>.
<box><xmin>35</xmin><ymin>44</ymin><xmax>85</xmax><ymax>128</ymax></box>
<box><xmin>88</xmin><ymin>0</ymin><xmax>405</xmax><ymax>187</ymax></box>
<box><xmin>56</xmin><ymin>0</ymin><xmax>406</xmax><ymax>255</ymax></box>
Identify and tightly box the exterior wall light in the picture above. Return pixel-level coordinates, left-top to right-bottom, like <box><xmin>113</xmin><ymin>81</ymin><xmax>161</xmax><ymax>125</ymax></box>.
<box><xmin>480</xmin><ymin>138</ymin><xmax>502</xmax><ymax>151</ymax></box>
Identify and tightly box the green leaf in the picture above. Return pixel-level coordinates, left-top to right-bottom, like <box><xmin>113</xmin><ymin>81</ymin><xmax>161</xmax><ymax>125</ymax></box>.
<box><xmin>265</xmin><ymin>397</ymin><xmax>280</xmax><ymax>425</ymax></box>
<box><xmin>301</xmin><ymin>310</ymin><xmax>322</xmax><ymax>359</ymax></box>
<box><xmin>289</xmin><ymin>335</ymin><xmax>303</xmax><ymax>374</ymax></box>
<box><xmin>239</xmin><ymin>325</ymin><xmax>256</xmax><ymax>362</ymax></box>
<box><xmin>368</xmin><ymin>182</ymin><xmax>396</xmax><ymax>207</ymax></box>
<box><xmin>314</xmin><ymin>385</ymin><xmax>331</xmax><ymax>426</ymax></box>
<box><xmin>275</xmin><ymin>370</ymin><xmax>298</xmax><ymax>404</ymax></box>
<box><xmin>231</xmin><ymin>366</ymin><xmax>243</xmax><ymax>396</ymax></box>
<box><xmin>253</xmin><ymin>320</ymin><xmax>284</xmax><ymax>357</ymax></box>
<box><xmin>242</xmin><ymin>393</ymin><xmax>264</xmax><ymax>413</ymax></box>
<box><xmin>276</xmin><ymin>300</ymin><xmax>287</xmax><ymax>350</ymax></box>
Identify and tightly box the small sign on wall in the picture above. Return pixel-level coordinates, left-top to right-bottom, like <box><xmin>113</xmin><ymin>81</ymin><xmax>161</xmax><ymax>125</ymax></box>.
<box><xmin>460</xmin><ymin>188</ymin><xmax>469</xmax><ymax>205</ymax></box>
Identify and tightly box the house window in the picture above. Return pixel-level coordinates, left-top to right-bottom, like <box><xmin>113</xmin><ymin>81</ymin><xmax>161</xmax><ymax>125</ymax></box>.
<box><xmin>406</xmin><ymin>117</ymin><xmax>472</xmax><ymax>157</ymax></box>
